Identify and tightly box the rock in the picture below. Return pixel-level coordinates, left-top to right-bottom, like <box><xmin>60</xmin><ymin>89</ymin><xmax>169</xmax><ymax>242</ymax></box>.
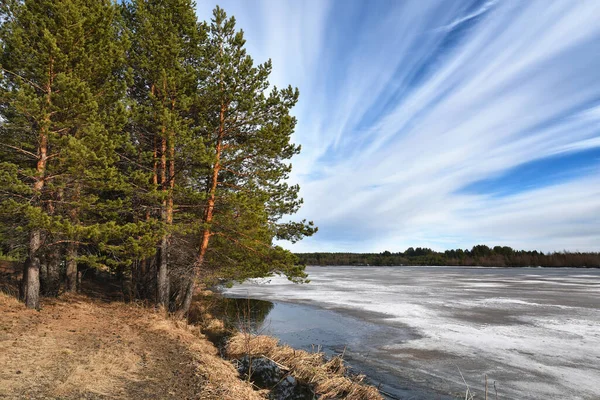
<box><xmin>269</xmin><ymin>375</ymin><xmax>315</xmax><ymax>400</ymax></box>
<box><xmin>237</xmin><ymin>356</ymin><xmax>283</xmax><ymax>388</ymax></box>
<box><xmin>237</xmin><ymin>356</ymin><xmax>316</xmax><ymax>399</ymax></box>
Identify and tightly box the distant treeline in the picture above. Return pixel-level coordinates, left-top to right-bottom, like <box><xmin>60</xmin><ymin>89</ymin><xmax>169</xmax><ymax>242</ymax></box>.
<box><xmin>296</xmin><ymin>245</ymin><xmax>600</xmax><ymax>268</ymax></box>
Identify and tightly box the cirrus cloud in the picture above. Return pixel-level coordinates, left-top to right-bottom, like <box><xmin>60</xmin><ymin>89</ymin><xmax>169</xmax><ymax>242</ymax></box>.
<box><xmin>196</xmin><ymin>0</ymin><xmax>600</xmax><ymax>252</ymax></box>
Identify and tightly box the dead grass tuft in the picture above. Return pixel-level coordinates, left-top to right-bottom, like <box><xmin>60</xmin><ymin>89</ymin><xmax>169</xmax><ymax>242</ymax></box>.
<box><xmin>52</xmin><ymin>345</ymin><xmax>142</xmax><ymax>397</ymax></box>
<box><xmin>0</xmin><ymin>291</ymin><xmax>21</xmax><ymax>308</ymax></box>
<box><xmin>146</xmin><ymin>312</ymin><xmax>264</xmax><ymax>400</ymax></box>
<box><xmin>227</xmin><ymin>333</ymin><xmax>384</xmax><ymax>400</ymax></box>
<box><xmin>187</xmin><ymin>290</ymin><xmax>230</xmax><ymax>339</ymax></box>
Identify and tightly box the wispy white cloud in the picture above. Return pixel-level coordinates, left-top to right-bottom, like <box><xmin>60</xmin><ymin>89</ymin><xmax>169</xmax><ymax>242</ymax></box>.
<box><xmin>435</xmin><ymin>0</ymin><xmax>497</xmax><ymax>32</ymax></box>
<box><xmin>196</xmin><ymin>1</ymin><xmax>600</xmax><ymax>252</ymax></box>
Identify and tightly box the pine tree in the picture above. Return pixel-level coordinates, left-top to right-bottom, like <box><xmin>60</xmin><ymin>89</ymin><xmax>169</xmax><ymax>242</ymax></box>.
<box><xmin>178</xmin><ymin>7</ymin><xmax>316</xmax><ymax>314</ymax></box>
<box><xmin>124</xmin><ymin>0</ymin><xmax>204</xmax><ymax>308</ymax></box>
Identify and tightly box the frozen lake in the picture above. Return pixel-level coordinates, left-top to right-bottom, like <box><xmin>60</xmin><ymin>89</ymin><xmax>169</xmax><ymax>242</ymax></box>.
<box><xmin>224</xmin><ymin>266</ymin><xmax>600</xmax><ymax>399</ymax></box>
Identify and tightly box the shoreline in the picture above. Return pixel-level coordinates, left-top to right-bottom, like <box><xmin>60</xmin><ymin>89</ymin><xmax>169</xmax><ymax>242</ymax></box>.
<box><xmin>190</xmin><ymin>290</ymin><xmax>389</xmax><ymax>399</ymax></box>
<box><xmin>0</xmin><ymin>284</ymin><xmax>388</xmax><ymax>400</ymax></box>
<box><xmin>215</xmin><ymin>295</ymin><xmax>458</xmax><ymax>400</ymax></box>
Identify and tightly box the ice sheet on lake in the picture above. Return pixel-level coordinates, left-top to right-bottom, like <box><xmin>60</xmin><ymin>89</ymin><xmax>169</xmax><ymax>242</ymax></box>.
<box><xmin>225</xmin><ymin>266</ymin><xmax>600</xmax><ymax>399</ymax></box>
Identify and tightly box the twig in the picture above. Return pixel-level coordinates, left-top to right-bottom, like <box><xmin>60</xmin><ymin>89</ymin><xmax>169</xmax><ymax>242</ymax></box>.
<box><xmin>485</xmin><ymin>374</ymin><xmax>488</xmax><ymax>400</ymax></box>
<box><xmin>1</xmin><ymin>67</ymin><xmax>46</xmax><ymax>92</ymax></box>
<box><xmin>259</xmin><ymin>354</ymin><xmax>290</xmax><ymax>372</ymax></box>
<box><xmin>454</xmin><ymin>364</ymin><xmax>473</xmax><ymax>400</ymax></box>
<box><xmin>0</xmin><ymin>143</ymin><xmax>38</xmax><ymax>159</ymax></box>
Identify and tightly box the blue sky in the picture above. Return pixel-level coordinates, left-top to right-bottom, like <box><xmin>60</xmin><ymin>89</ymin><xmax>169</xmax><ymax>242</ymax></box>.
<box><xmin>196</xmin><ymin>0</ymin><xmax>600</xmax><ymax>253</ymax></box>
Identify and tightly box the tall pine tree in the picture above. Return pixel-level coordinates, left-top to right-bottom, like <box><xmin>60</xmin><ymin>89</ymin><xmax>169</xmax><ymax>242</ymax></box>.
<box><xmin>178</xmin><ymin>7</ymin><xmax>316</xmax><ymax>314</ymax></box>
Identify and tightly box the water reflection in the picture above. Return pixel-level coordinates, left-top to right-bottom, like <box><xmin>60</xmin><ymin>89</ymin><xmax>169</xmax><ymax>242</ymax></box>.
<box><xmin>219</xmin><ymin>297</ymin><xmax>275</xmax><ymax>333</ymax></box>
<box><xmin>223</xmin><ymin>297</ymin><xmax>454</xmax><ymax>400</ymax></box>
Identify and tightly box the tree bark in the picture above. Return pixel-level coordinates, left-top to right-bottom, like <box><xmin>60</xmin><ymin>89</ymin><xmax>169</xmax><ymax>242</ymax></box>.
<box><xmin>157</xmin><ymin>236</ymin><xmax>169</xmax><ymax>307</ymax></box>
<box><xmin>24</xmin><ymin>231</ymin><xmax>42</xmax><ymax>309</ymax></box>
<box><xmin>167</xmin><ymin>100</ymin><xmax>176</xmax><ymax>227</ymax></box>
<box><xmin>65</xmin><ymin>242</ymin><xmax>78</xmax><ymax>292</ymax></box>
<box><xmin>46</xmin><ymin>247</ymin><xmax>61</xmax><ymax>296</ymax></box>
<box><xmin>157</xmin><ymin>123</ymin><xmax>169</xmax><ymax>308</ymax></box>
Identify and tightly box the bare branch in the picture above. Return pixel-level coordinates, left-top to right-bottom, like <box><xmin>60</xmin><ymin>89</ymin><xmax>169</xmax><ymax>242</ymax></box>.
<box><xmin>1</xmin><ymin>67</ymin><xmax>46</xmax><ymax>92</ymax></box>
<box><xmin>0</xmin><ymin>143</ymin><xmax>38</xmax><ymax>159</ymax></box>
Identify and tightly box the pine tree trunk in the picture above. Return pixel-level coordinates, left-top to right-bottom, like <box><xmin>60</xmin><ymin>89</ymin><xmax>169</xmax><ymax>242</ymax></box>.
<box><xmin>179</xmin><ymin>102</ymin><xmax>226</xmax><ymax>316</ymax></box>
<box><xmin>24</xmin><ymin>230</ymin><xmax>42</xmax><ymax>309</ymax></box>
<box><xmin>46</xmin><ymin>246</ymin><xmax>61</xmax><ymax>296</ymax></box>
<box><xmin>179</xmin><ymin>276</ymin><xmax>195</xmax><ymax>318</ymax></box>
<box><xmin>22</xmin><ymin>73</ymin><xmax>51</xmax><ymax>309</ymax></box>
<box><xmin>157</xmin><ymin>237</ymin><xmax>169</xmax><ymax>307</ymax></box>
<box><xmin>66</xmin><ymin>242</ymin><xmax>78</xmax><ymax>293</ymax></box>
<box><xmin>157</xmin><ymin>129</ymin><xmax>169</xmax><ymax>308</ymax></box>
<box><xmin>179</xmin><ymin>227</ymin><xmax>211</xmax><ymax>315</ymax></box>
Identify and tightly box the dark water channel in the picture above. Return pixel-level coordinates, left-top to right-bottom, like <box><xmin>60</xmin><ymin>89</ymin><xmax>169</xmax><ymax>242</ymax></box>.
<box><xmin>220</xmin><ymin>297</ymin><xmax>456</xmax><ymax>399</ymax></box>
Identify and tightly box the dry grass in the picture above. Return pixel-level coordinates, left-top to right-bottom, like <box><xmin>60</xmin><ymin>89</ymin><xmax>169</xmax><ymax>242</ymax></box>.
<box><xmin>0</xmin><ymin>293</ymin><xmax>144</xmax><ymax>399</ymax></box>
<box><xmin>1</xmin><ymin>285</ymin><xmax>379</xmax><ymax>400</ymax></box>
<box><xmin>0</xmin><ymin>290</ymin><xmax>21</xmax><ymax>307</ymax></box>
<box><xmin>146</xmin><ymin>311</ymin><xmax>265</xmax><ymax>400</ymax></box>
<box><xmin>0</xmin><ymin>290</ymin><xmax>263</xmax><ymax>399</ymax></box>
<box><xmin>227</xmin><ymin>332</ymin><xmax>384</xmax><ymax>400</ymax></box>
<box><xmin>52</xmin><ymin>344</ymin><xmax>142</xmax><ymax>397</ymax></box>
<box><xmin>187</xmin><ymin>288</ymin><xmax>230</xmax><ymax>338</ymax></box>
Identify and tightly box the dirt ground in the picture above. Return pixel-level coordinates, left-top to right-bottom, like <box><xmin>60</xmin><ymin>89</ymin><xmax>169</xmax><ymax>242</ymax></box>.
<box><xmin>0</xmin><ymin>287</ymin><xmax>262</xmax><ymax>400</ymax></box>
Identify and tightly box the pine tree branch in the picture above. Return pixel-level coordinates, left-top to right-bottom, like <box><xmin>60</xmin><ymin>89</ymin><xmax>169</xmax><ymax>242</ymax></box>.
<box><xmin>222</xmin><ymin>166</ymin><xmax>251</xmax><ymax>177</ymax></box>
<box><xmin>44</xmin><ymin>173</ymin><xmax>66</xmax><ymax>181</ymax></box>
<box><xmin>214</xmin><ymin>232</ymin><xmax>261</xmax><ymax>256</ymax></box>
<box><xmin>219</xmin><ymin>182</ymin><xmax>248</xmax><ymax>191</ymax></box>
<box><xmin>50</xmin><ymin>127</ymin><xmax>70</xmax><ymax>135</ymax></box>
<box><xmin>1</xmin><ymin>67</ymin><xmax>46</xmax><ymax>92</ymax></box>
<box><xmin>46</xmin><ymin>239</ymin><xmax>87</xmax><ymax>247</ymax></box>
<box><xmin>0</xmin><ymin>143</ymin><xmax>38</xmax><ymax>159</ymax></box>
<box><xmin>116</xmin><ymin>151</ymin><xmax>154</xmax><ymax>171</ymax></box>
<box><xmin>219</xmin><ymin>224</ymin><xmax>274</xmax><ymax>251</ymax></box>
<box><xmin>0</xmin><ymin>190</ymin><xmax>32</xmax><ymax>202</ymax></box>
